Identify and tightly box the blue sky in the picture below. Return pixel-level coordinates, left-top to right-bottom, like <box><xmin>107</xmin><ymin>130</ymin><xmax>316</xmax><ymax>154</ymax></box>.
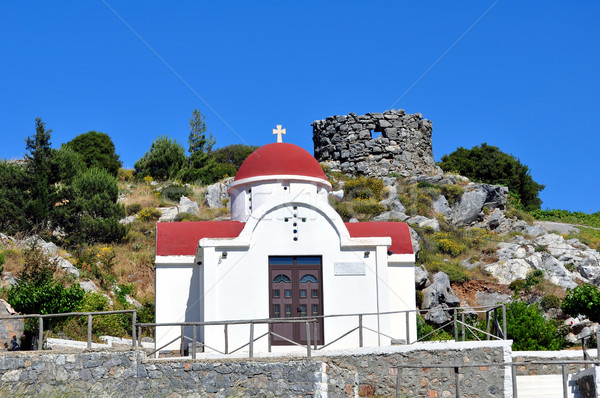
<box><xmin>1</xmin><ymin>1</ymin><xmax>598</xmax><ymax>212</ymax></box>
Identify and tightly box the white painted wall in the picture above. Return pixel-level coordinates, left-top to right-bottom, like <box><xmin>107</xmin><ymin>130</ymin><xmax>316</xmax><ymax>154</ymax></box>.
<box><xmin>155</xmin><ymin>180</ymin><xmax>416</xmax><ymax>355</ymax></box>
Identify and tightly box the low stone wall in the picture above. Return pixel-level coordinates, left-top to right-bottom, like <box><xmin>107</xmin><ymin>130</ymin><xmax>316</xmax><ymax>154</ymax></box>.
<box><xmin>0</xmin><ymin>341</ymin><xmax>512</xmax><ymax>397</ymax></box>
<box><xmin>513</xmin><ymin>350</ymin><xmax>597</xmax><ymax>376</ymax></box>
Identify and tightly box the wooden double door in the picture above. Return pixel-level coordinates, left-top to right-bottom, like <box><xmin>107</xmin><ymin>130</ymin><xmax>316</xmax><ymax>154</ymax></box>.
<box><xmin>269</xmin><ymin>256</ymin><xmax>323</xmax><ymax>345</ymax></box>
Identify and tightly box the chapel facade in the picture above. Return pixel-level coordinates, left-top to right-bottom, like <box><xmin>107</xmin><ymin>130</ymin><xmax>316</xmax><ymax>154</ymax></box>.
<box><xmin>154</xmin><ymin>133</ymin><xmax>416</xmax><ymax>355</ymax></box>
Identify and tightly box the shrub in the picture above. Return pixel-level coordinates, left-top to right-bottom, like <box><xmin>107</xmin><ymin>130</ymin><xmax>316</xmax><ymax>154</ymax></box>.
<box><xmin>416</xmin><ymin>290</ymin><xmax>424</xmax><ymax>309</ymax></box>
<box><xmin>174</xmin><ymin>212</ymin><xmax>201</xmax><ymax>222</ymax></box>
<box><xmin>503</xmin><ymin>300</ymin><xmax>563</xmax><ymax>350</ymax></box>
<box><xmin>440</xmin><ymin>184</ymin><xmax>465</xmax><ymax>205</ymax></box>
<box><xmin>437</xmin><ymin>143</ymin><xmax>545</xmax><ymax>211</ymax></box>
<box><xmin>134</xmin><ymin>136</ymin><xmax>186</xmax><ymax>180</ymax></box>
<box><xmin>562</xmin><ymin>284</ymin><xmax>600</xmax><ymax>322</ymax></box>
<box><xmin>424</xmin><ymin>258</ymin><xmax>470</xmax><ymax>283</ymax></box>
<box><xmin>397</xmin><ymin>183</ymin><xmax>434</xmax><ymax>217</ymax></box>
<box><xmin>343</xmin><ymin>176</ymin><xmax>384</xmax><ymax>200</ymax></box>
<box><xmin>417</xmin><ymin>314</ymin><xmax>453</xmax><ymax>341</ymax></box>
<box><xmin>540</xmin><ymin>294</ymin><xmax>561</xmax><ymax>311</ymax></box>
<box><xmin>118</xmin><ymin>168</ymin><xmax>135</xmax><ymax>182</ymax></box>
<box><xmin>509</xmin><ymin>279</ymin><xmax>526</xmax><ymax>292</ymax></box>
<box><xmin>64</xmin><ymin>131</ymin><xmax>122</xmax><ymax>176</ymax></box>
<box><xmin>126</xmin><ymin>203</ymin><xmax>142</xmax><ymax>216</ymax></box>
<box><xmin>162</xmin><ymin>184</ymin><xmax>193</xmax><ymax>202</ymax></box>
<box><xmin>138</xmin><ymin>207</ymin><xmax>161</xmax><ymax>221</ymax></box>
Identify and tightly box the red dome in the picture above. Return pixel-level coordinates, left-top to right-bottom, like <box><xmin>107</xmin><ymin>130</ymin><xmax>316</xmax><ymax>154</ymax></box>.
<box><xmin>234</xmin><ymin>143</ymin><xmax>327</xmax><ymax>182</ymax></box>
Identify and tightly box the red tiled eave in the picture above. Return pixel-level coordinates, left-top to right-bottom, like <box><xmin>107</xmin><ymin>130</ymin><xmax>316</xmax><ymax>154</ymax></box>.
<box><xmin>156</xmin><ymin>221</ymin><xmax>245</xmax><ymax>256</ymax></box>
<box><xmin>345</xmin><ymin>221</ymin><xmax>414</xmax><ymax>255</ymax></box>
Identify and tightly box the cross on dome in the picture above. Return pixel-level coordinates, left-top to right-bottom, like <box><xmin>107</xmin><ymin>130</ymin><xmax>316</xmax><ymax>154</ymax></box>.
<box><xmin>272</xmin><ymin>125</ymin><xmax>286</xmax><ymax>143</ymax></box>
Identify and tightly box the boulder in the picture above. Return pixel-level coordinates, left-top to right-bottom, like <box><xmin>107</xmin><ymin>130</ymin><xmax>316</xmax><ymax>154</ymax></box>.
<box><xmin>158</xmin><ymin>206</ymin><xmax>179</xmax><ymax>222</ymax></box>
<box><xmin>451</xmin><ymin>188</ymin><xmax>487</xmax><ymax>226</ymax></box>
<box><xmin>409</xmin><ymin>226</ymin><xmax>421</xmax><ymax>255</ymax></box>
<box><xmin>52</xmin><ymin>256</ymin><xmax>80</xmax><ymax>277</ymax></box>
<box><xmin>205</xmin><ymin>177</ymin><xmax>233</xmax><ymax>209</ymax></box>
<box><xmin>179</xmin><ymin>196</ymin><xmax>199</xmax><ymax>215</ymax></box>
<box><xmin>79</xmin><ymin>280</ymin><xmax>100</xmax><ymax>293</ymax></box>
<box><xmin>484</xmin><ymin>259</ymin><xmax>532</xmax><ymax>285</ymax></box>
<box><xmin>422</xmin><ymin>272</ymin><xmax>460</xmax><ymax>311</ymax></box>
<box><xmin>125</xmin><ymin>295</ymin><xmax>142</xmax><ymax>308</ymax></box>
<box><xmin>415</xmin><ymin>266</ymin><xmax>430</xmax><ymax>289</ymax></box>
<box><xmin>475</xmin><ymin>291</ymin><xmax>511</xmax><ymax>308</ymax></box>
<box><xmin>523</xmin><ymin>225</ymin><xmax>547</xmax><ymax>237</ymax></box>
<box><xmin>433</xmin><ymin>195</ymin><xmax>452</xmax><ymax>219</ymax></box>
<box><xmin>373</xmin><ymin>211</ymin><xmax>408</xmax><ymax>222</ymax></box>
<box><xmin>406</xmin><ymin>215</ymin><xmax>440</xmax><ymax>231</ymax></box>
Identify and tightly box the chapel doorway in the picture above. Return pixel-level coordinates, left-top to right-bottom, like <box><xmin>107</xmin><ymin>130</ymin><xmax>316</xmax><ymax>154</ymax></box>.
<box><xmin>269</xmin><ymin>256</ymin><xmax>323</xmax><ymax>346</ymax></box>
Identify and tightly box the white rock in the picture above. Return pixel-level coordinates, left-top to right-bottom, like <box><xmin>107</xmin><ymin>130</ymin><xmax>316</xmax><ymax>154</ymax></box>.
<box><xmin>79</xmin><ymin>280</ymin><xmax>100</xmax><ymax>293</ymax></box>
<box><xmin>205</xmin><ymin>177</ymin><xmax>233</xmax><ymax>209</ymax></box>
<box><xmin>125</xmin><ymin>295</ymin><xmax>142</xmax><ymax>308</ymax></box>
<box><xmin>484</xmin><ymin>259</ymin><xmax>532</xmax><ymax>284</ymax></box>
<box><xmin>52</xmin><ymin>256</ymin><xmax>80</xmax><ymax>277</ymax></box>
<box><xmin>179</xmin><ymin>196</ymin><xmax>199</xmax><ymax>215</ymax></box>
<box><xmin>406</xmin><ymin>215</ymin><xmax>440</xmax><ymax>231</ymax></box>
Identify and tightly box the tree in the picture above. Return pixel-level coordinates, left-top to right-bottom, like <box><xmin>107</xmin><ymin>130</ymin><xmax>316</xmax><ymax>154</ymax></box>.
<box><xmin>57</xmin><ymin>168</ymin><xmax>127</xmax><ymax>244</ymax></box>
<box><xmin>188</xmin><ymin>108</ymin><xmax>215</xmax><ymax>156</ymax></box>
<box><xmin>24</xmin><ymin>118</ymin><xmax>55</xmax><ymax>227</ymax></box>
<box><xmin>51</xmin><ymin>146</ymin><xmax>86</xmax><ymax>184</ymax></box>
<box><xmin>437</xmin><ymin>143</ymin><xmax>545</xmax><ymax>211</ymax></box>
<box><xmin>64</xmin><ymin>131</ymin><xmax>122</xmax><ymax>176</ymax></box>
<box><xmin>561</xmin><ymin>284</ymin><xmax>600</xmax><ymax>322</ymax></box>
<box><xmin>209</xmin><ymin>144</ymin><xmax>258</xmax><ymax>171</ymax></box>
<box><xmin>0</xmin><ymin>162</ymin><xmax>30</xmax><ymax>233</ymax></box>
<box><xmin>504</xmin><ymin>301</ymin><xmax>563</xmax><ymax>350</ymax></box>
<box><xmin>134</xmin><ymin>136</ymin><xmax>186</xmax><ymax>180</ymax></box>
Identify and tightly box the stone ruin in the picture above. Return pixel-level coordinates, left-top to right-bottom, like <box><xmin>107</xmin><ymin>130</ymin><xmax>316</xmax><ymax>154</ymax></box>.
<box><xmin>312</xmin><ymin>109</ymin><xmax>442</xmax><ymax>177</ymax></box>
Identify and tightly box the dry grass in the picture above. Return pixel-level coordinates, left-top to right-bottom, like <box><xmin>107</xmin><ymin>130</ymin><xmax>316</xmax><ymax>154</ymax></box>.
<box><xmin>119</xmin><ymin>182</ymin><xmax>160</xmax><ymax>210</ymax></box>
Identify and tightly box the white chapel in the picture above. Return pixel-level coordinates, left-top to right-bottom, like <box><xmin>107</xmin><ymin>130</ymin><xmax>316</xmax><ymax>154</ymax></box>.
<box><xmin>154</xmin><ymin>129</ymin><xmax>417</xmax><ymax>355</ymax></box>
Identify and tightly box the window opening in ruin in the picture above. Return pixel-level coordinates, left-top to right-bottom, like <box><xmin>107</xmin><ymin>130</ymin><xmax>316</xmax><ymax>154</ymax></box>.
<box><xmin>371</xmin><ymin>129</ymin><xmax>382</xmax><ymax>139</ymax></box>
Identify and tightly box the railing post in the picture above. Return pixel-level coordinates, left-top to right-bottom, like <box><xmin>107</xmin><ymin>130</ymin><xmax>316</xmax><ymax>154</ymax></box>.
<box><xmin>359</xmin><ymin>314</ymin><xmax>363</xmax><ymax>347</ymax></box>
<box><xmin>138</xmin><ymin>326</ymin><xmax>142</xmax><ymax>347</ymax></box>
<box><xmin>132</xmin><ymin>311</ymin><xmax>137</xmax><ymax>348</ymax></box>
<box><xmin>180</xmin><ymin>325</ymin><xmax>185</xmax><ymax>356</ymax></box>
<box><xmin>453</xmin><ymin>310</ymin><xmax>458</xmax><ymax>342</ymax></box>
<box><xmin>461</xmin><ymin>313</ymin><xmax>465</xmax><ymax>341</ymax></box>
<box><xmin>512</xmin><ymin>363</ymin><xmax>518</xmax><ymax>398</ymax></box>
<box><xmin>502</xmin><ymin>304</ymin><xmax>507</xmax><ymax>340</ymax></box>
<box><xmin>562</xmin><ymin>364</ymin><xmax>568</xmax><ymax>398</ymax></box>
<box><xmin>87</xmin><ymin>314</ymin><xmax>93</xmax><ymax>349</ymax></box>
<box><xmin>225</xmin><ymin>324</ymin><xmax>229</xmax><ymax>354</ymax></box>
<box><xmin>192</xmin><ymin>325</ymin><xmax>197</xmax><ymax>359</ymax></box>
<box><xmin>454</xmin><ymin>366</ymin><xmax>460</xmax><ymax>398</ymax></box>
<box><xmin>313</xmin><ymin>322</ymin><xmax>317</xmax><ymax>350</ymax></box>
<box><xmin>486</xmin><ymin>310</ymin><xmax>490</xmax><ymax>340</ymax></box>
<box><xmin>597</xmin><ymin>331</ymin><xmax>600</xmax><ymax>360</ymax></box>
<box><xmin>249</xmin><ymin>323</ymin><xmax>254</xmax><ymax>358</ymax></box>
<box><xmin>306</xmin><ymin>321</ymin><xmax>311</xmax><ymax>358</ymax></box>
<box><xmin>405</xmin><ymin>311</ymin><xmax>410</xmax><ymax>344</ymax></box>
<box><xmin>38</xmin><ymin>317</ymin><xmax>43</xmax><ymax>350</ymax></box>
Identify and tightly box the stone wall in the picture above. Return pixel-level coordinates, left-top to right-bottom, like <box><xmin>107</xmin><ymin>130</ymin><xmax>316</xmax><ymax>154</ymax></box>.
<box><xmin>0</xmin><ymin>341</ymin><xmax>512</xmax><ymax>397</ymax></box>
<box><xmin>312</xmin><ymin>109</ymin><xmax>443</xmax><ymax>177</ymax></box>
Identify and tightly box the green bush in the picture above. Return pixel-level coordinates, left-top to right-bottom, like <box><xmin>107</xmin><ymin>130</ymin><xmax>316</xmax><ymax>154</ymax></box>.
<box><xmin>531</xmin><ymin>209</ymin><xmax>600</xmax><ymax>229</ymax></box>
<box><xmin>417</xmin><ymin>314</ymin><xmax>453</xmax><ymax>341</ymax></box>
<box><xmin>540</xmin><ymin>295</ymin><xmax>561</xmax><ymax>311</ymax></box>
<box><xmin>138</xmin><ymin>207</ymin><xmax>161</xmax><ymax>221</ymax></box>
<box><xmin>562</xmin><ymin>284</ymin><xmax>600</xmax><ymax>322</ymax></box>
<box><xmin>126</xmin><ymin>203</ymin><xmax>142</xmax><ymax>216</ymax></box>
<box><xmin>209</xmin><ymin>144</ymin><xmax>258</xmax><ymax>170</ymax></box>
<box><xmin>174</xmin><ymin>212</ymin><xmax>201</xmax><ymax>222</ymax></box>
<box><xmin>0</xmin><ymin>162</ymin><xmax>30</xmax><ymax>234</ymax></box>
<box><xmin>509</xmin><ymin>279</ymin><xmax>526</xmax><ymax>292</ymax></box>
<box><xmin>424</xmin><ymin>258</ymin><xmax>470</xmax><ymax>283</ymax></box>
<box><xmin>503</xmin><ymin>300</ymin><xmax>563</xmax><ymax>350</ymax></box>
<box><xmin>438</xmin><ymin>143</ymin><xmax>545</xmax><ymax>211</ymax></box>
<box><xmin>162</xmin><ymin>184</ymin><xmax>193</xmax><ymax>202</ymax></box>
<box><xmin>134</xmin><ymin>136</ymin><xmax>186</xmax><ymax>180</ymax></box>
<box><xmin>343</xmin><ymin>176</ymin><xmax>384</xmax><ymax>200</ymax></box>
<box><xmin>64</xmin><ymin>131</ymin><xmax>122</xmax><ymax>176</ymax></box>
<box><xmin>440</xmin><ymin>184</ymin><xmax>465</xmax><ymax>205</ymax></box>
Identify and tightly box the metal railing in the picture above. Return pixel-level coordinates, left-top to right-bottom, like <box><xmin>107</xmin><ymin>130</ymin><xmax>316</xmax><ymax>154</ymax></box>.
<box><xmin>143</xmin><ymin>304</ymin><xmax>507</xmax><ymax>359</ymax></box>
<box><xmin>0</xmin><ymin>310</ymin><xmax>138</xmax><ymax>350</ymax></box>
<box><xmin>138</xmin><ymin>317</ymin><xmax>318</xmax><ymax>359</ymax></box>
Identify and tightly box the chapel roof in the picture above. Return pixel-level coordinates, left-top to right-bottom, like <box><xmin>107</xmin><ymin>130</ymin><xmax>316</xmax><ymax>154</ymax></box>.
<box><xmin>156</xmin><ymin>220</ymin><xmax>413</xmax><ymax>256</ymax></box>
<box><xmin>345</xmin><ymin>222</ymin><xmax>414</xmax><ymax>255</ymax></box>
<box><xmin>233</xmin><ymin>143</ymin><xmax>327</xmax><ymax>182</ymax></box>
<box><xmin>156</xmin><ymin>221</ymin><xmax>245</xmax><ymax>256</ymax></box>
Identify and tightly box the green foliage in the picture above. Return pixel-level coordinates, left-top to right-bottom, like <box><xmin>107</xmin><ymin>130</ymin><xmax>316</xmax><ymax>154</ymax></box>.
<box><xmin>64</xmin><ymin>131</ymin><xmax>122</xmax><ymax>176</ymax></box>
<box><xmin>562</xmin><ymin>284</ymin><xmax>600</xmax><ymax>322</ymax></box>
<box><xmin>74</xmin><ymin>246</ymin><xmax>117</xmax><ymax>289</ymax></box>
<box><xmin>438</xmin><ymin>143</ymin><xmax>545</xmax><ymax>211</ymax></box>
<box><xmin>417</xmin><ymin>314</ymin><xmax>453</xmax><ymax>341</ymax></box>
<box><xmin>416</xmin><ymin>290</ymin><xmax>424</xmax><ymax>309</ymax></box>
<box><xmin>0</xmin><ymin>162</ymin><xmax>30</xmax><ymax>233</ymax></box>
<box><xmin>397</xmin><ymin>183</ymin><xmax>434</xmax><ymax>217</ymax></box>
<box><xmin>344</xmin><ymin>176</ymin><xmax>385</xmax><ymax>200</ymax></box>
<box><xmin>209</xmin><ymin>144</ymin><xmax>258</xmax><ymax>171</ymax></box>
<box><xmin>509</xmin><ymin>279</ymin><xmax>526</xmax><ymax>292</ymax></box>
<box><xmin>531</xmin><ymin>209</ymin><xmax>600</xmax><ymax>229</ymax></box>
<box><xmin>505</xmin><ymin>207</ymin><xmax>535</xmax><ymax>224</ymax></box>
<box><xmin>432</xmin><ymin>232</ymin><xmax>468</xmax><ymax>257</ymax></box>
<box><xmin>571</xmin><ymin>227</ymin><xmax>600</xmax><ymax>251</ymax></box>
<box><xmin>138</xmin><ymin>207</ymin><xmax>161</xmax><ymax>221</ymax></box>
<box><xmin>503</xmin><ymin>300</ymin><xmax>563</xmax><ymax>350</ymax></box>
<box><xmin>25</xmin><ymin>117</ymin><xmax>55</xmax><ymax>227</ymax></box>
<box><xmin>58</xmin><ymin>168</ymin><xmax>127</xmax><ymax>245</ymax></box>
<box><xmin>126</xmin><ymin>203</ymin><xmax>142</xmax><ymax>216</ymax></box>
<box><xmin>423</xmin><ymin>258</ymin><xmax>471</xmax><ymax>283</ymax></box>
<box><xmin>7</xmin><ymin>248</ymin><xmax>85</xmax><ymax>316</ymax></box>
<box><xmin>173</xmin><ymin>212</ymin><xmax>201</xmax><ymax>222</ymax></box>
<box><xmin>134</xmin><ymin>136</ymin><xmax>186</xmax><ymax>180</ymax></box>
<box><xmin>540</xmin><ymin>294</ymin><xmax>561</xmax><ymax>311</ymax></box>
<box><xmin>440</xmin><ymin>184</ymin><xmax>465</xmax><ymax>205</ymax></box>
<box><xmin>51</xmin><ymin>146</ymin><xmax>86</xmax><ymax>183</ymax></box>
<box><xmin>188</xmin><ymin>108</ymin><xmax>215</xmax><ymax>155</ymax></box>
<box><xmin>77</xmin><ymin>293</ymin><xmax>131</xmax><ymax>337</ymax></box>
<box><xmin>161</xmin><ymin>184</ymin><xmax>193</xmax><ymax>202</ymax></box>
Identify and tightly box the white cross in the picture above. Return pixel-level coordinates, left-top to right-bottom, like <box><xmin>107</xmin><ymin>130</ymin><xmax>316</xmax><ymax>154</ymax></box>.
<box><xmin>273</xmin><ymin>125</ymin><xmax>286</xmax><ymax>143</ymax></box>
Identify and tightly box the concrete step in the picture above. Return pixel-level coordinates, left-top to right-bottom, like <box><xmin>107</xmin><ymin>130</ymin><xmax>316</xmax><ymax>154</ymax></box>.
<box><xmin>516</xmin><ymin>375</ymin><xmax>580</xmax><ymax>398</ymax></box>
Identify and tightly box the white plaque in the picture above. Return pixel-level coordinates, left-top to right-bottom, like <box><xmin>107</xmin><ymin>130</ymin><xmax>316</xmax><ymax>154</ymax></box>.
<box><xmin>334</xmin><ymin>262</ymin><xmax>366</xmax><ymax>276</ymax></box>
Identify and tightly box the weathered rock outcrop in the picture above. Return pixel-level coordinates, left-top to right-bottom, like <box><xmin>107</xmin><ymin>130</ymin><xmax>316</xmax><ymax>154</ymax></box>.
<box><xmin>313</xmin><ymin>110</ymin><xmax>442</xmax><ymax>177</ymax></box>
<box><xmin>422</xmin><ymin>272</ymin><xmax>461</xmax><ymax>324</ymax></box>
